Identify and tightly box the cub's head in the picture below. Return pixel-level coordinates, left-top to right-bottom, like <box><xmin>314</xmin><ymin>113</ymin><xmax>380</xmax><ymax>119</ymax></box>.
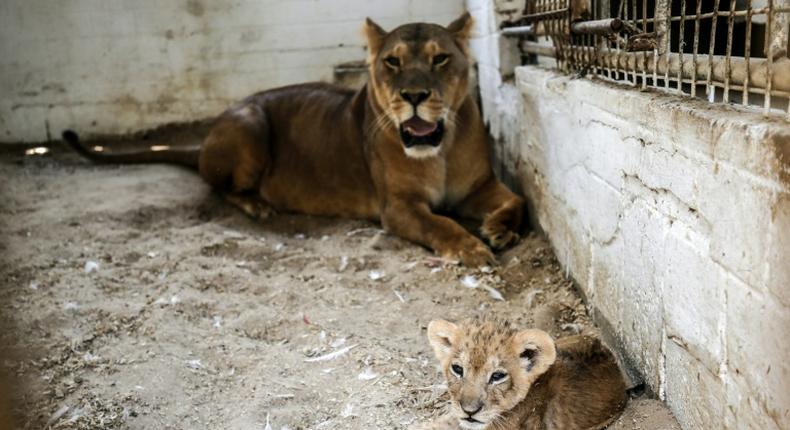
<box><xmin>427</xmin><ymin>318</ymin><xmax>557</xmax><ymax>429</ymax></box>
<box><xmin>363</xmin><ymin>13</ymin><xmax>474</xmax><ymax>158</ymax></box>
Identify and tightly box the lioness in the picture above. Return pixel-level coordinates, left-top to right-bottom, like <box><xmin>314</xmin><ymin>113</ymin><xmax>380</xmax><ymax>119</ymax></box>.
<box><xmin>417</xmin><ymin>318</ymin><xmax>627</xmax><ymax>430</ymax></box>
<box><xmin>64</xmin><ymin>13</ymin><xmax>524</xmax><ymax>266</ymax></box>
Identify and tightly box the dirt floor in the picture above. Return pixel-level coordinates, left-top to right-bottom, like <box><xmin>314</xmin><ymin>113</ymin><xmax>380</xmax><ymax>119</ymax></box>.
<box><xmin>0</xmin><ymin>141</ymin><xmax>680</xmax><ymax>429</ymax></box>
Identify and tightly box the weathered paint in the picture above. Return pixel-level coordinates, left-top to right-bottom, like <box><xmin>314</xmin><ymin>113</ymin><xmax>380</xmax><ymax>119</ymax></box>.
<box><xmin>0</xmin><ymin>0</ymin><xmax>465</xmax><ymax>142</ymax></box>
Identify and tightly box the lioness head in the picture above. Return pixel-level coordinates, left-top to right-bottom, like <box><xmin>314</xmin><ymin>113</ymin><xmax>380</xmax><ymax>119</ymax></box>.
<box><xmin>363</xmin><ymin>13</ymin><xmax>474</xmax><ymax>158</ymax></box>
<box><xmin>427</xmin><ymin>318</ymin><xmax>557</xmax><ymax>429</ymax></box>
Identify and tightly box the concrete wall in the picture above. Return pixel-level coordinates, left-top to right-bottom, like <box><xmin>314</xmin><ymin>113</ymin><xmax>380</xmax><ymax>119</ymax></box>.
<box><xmin>0</xmin><ymin>0</ymin><xmax>464</xmax><ymax>142</ymax></box>
<box><xmin>468</xmin><ymin>1</ymin><xmax>790</xmax><ymax>429</ymax></box>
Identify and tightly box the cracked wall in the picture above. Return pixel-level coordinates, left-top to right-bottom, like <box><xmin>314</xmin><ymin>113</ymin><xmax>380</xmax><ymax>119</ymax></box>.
<box><xmin>468</xmin><ymin>1</ymin><xmax>790</xmax><ymax>428</ymax></box>
<box><xmin>0</xmin><ymin>0</ymin><xmax>464</xmax><ymax>143</ymax></box>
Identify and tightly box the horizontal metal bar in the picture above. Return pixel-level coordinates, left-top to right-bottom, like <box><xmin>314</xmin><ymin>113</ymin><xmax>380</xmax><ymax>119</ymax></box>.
<box><xmin>503</xmin><ymin>18</ymin><xmax>626</xmax><ymax>38</ymax></box>
<box><xmin>621</xmin><ymin>7</ymin><xmax>776</xmax><ymax>23</ymax></box>
<box><xmin>519</xmin><ymin>44</ymin><xmax>790</xmax><ymax>93</ymax></box>
<box><xmin>501</xmin><ymin>25</ymin><xmax>535</xmax><ymax>36</ymax></box>
<box><xmin>570</xmin><ymin>18</ymin><xmax>624</xmax><ymax>35</ymax></box>
<box><xmin>520</xmin><ymin>8</ymin><xmax>570</xmax><ymax>21</ymax></box>
<box><xmin>521</xmin><ymin>41</ymin><xmax>557</xmax><ymax>57</ymax></box>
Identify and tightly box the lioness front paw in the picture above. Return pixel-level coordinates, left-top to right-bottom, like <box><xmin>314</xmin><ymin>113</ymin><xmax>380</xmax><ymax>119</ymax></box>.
<box><xmin>481</xmin><ymin>222</ymin><xmax>520</xmax><ymax>250</ymax></box>
<box><xmin>480</xmin><ymin>209</ymin><xmax>520</xmax><ymax>250</ymax></box>
<box><xmin>225</xmin><ymin>194</ymin><xmax>275</xmax><ymax>221</ymax></box>
<box><xmin>440</xmin><ymin>238</ymin><xmax>496</xmax><ymax>267</ymax></box>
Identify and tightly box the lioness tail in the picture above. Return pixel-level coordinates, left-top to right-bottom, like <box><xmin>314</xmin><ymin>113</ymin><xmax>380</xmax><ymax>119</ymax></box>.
<box><xmin>62</xmin><ymin>130</ymin><xmax>200</xmax><ymax>168</ymax></box>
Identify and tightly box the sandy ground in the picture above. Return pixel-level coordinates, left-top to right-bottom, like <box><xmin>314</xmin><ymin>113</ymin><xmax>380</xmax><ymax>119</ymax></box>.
<box><xmin>0</xmin><ymin>142</ymin><xmax>680</xmax><ymax>430</ymax></box>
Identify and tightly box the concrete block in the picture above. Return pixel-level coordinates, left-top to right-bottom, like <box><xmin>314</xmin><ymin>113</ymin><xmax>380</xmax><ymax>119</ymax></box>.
<box><xmin>629</xmin><ymin>138</ymin><xmax>705</xmax><ymax>213</ymax></box>
<box><xmin>562</xmin><ymin>166</ymin><xmax>624</xmax><ymax>245</ymax></box>
<box><xmin>664</xmin><ymin>341</ymin><xmax>727</xmax><ymax>429</ymax></box>
<box><xmin>725</xmin><ymin>371</ymin><xmax>787</xmax><ymax>430</ymax></box>
<box><xmin>662</xmin><ymin>222</ymin><xmax>724</xmax><ymax>373</ymax></box>
<box><xmin>616</xmin><ymin>200</ymin><xmax>668</xmax><ymax>390</ymax></box>
<box><xmin>578</xmin><ymin>121</ymin><xmax>642</xmax><ymax>190</ymax></box>
<box><xmin>698</xmin><ymin>165</ymin><xmax>774</xmax><ymax>287</ymax></box>
<box><xmin>588</xmin><ymin>238</ymin><xmax>622</xmax><ymax>329</ymax></box>
<box><xmin>541</xmin><ymin>198</ymin><xmax>592</xmax><ymax>297</ymax></box>
<box><xmin>726</xmin><ymin>277</ymin><xmax>790</xmax><ymax>429</ymax></box>
<box><xmin>766</xmin><ymin>193</ymin><xmax>790</xmax><ymax>307</ymax></box>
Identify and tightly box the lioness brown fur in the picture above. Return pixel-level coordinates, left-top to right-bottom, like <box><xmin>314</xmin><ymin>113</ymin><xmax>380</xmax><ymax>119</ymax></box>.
<box><xmin>64</xmin><ymin>13</ymin><xmax>524</xmax><ymax>266</ymax></box>
<box><xmin>417</xmin><ymin>318</ymin><xmax>627</xmax><ymax>430</ymax></box>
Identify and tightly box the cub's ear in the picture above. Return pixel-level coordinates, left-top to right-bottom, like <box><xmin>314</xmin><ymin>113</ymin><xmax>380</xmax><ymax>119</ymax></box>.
<box><xmin>511</xmin><ymin>329</ymin><xmax>556</xmax><ymax>377</ymax></box>
<box><xmin>427</xmin><ymin>319</ymin><xmax>459</xmax><ymax>363</ymax></box>
<box><xmin>363</xmin><ymin>18</ymin><xmax>387</xmax><ymax>61</ymax></box>
<box><xmin>447</xmin><ymin>12</ymin><xmax>475</xmax><ymax>46</ymax></box>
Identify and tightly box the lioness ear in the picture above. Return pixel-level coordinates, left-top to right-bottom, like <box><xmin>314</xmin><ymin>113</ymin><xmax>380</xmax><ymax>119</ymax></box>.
<box><xmin>511</xmin><ymin>329</ymin><xmax>556</xmax><ymax>377</ymax></box>
<box><xmin>427</xmin><ymin>319</ymin><xmax>459</xmax><ymax>363</ymax></box>
<box><xmin>363</xmin><ymin>18</ymin><xmax>387</xmax><ymax>62</ymax></box>
<box><xmin>447</xmin><ymin>12</ymin><xmax>474</xmax><ymax>46</ymax></box>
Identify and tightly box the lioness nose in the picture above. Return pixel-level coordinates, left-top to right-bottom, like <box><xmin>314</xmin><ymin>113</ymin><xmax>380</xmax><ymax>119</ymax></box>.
<box><xmin>400</xmin><ymin>90</ymin><xmax>431</xmax><ymax>106</ymax></box>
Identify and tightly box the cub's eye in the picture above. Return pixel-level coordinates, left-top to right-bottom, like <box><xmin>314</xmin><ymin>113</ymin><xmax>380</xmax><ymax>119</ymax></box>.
<box><xmin>432</xmin><ymin>54</ymin><xmax>450</xmax><ymax>66</ymax></box>
<box><xmin>451</xmin><ymin>364</ymin><xmax>464</xmax><ymax>377</ymax></box>
<box><xmin>489</xmin><ymin>371</ymin><xmax>507</xmax><ymax>384</ymax></box>
<box><xmin>384</xmin><ymin>56</ymin><xmax>401</xmax><ymax>68</ymax></box>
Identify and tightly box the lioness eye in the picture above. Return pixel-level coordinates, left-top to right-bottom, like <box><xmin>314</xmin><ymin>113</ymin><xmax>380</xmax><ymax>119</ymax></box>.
<box><xmin>432</xmin><ymin>54</ymin><xmax>450</xmax><ymax>66</ymax></box>
<box><xmin>489</xmin><ymin>371</ymin><xmax>507</xmax><ymax>384</ymax></box>
<box><xmin>384</xmin><ymin>56</ymin><xmax>400</xmax><ymax>68</ymax></box>
<box><xmin>451</xmin><ymin>364</ymin><xmax>464</xmax><ymax>377</ymax></box>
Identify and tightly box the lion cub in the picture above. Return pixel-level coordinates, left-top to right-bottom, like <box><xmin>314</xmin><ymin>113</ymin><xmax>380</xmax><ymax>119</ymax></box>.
<box><xmin>418</xmin><ymin>317</ymin><xmax>627</xmax><ymax>430</ymax></box>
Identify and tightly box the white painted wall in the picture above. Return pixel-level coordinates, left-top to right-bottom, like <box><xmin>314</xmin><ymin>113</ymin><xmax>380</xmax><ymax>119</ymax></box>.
<box><xmin>468</xmin><ymin>1</ymin><xmax>790</xmax><ymax>429</ymax></box>
<box><xmin>0</xmin><ymin>0</ymin><xmax>465</xmax><ymax>142</ymax></box>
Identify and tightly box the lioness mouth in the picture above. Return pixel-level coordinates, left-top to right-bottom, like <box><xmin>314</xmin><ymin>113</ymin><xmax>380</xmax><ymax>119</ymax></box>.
<box><xmin>399</xmin><ymin>117</ymin><xmax>444</xmax><ymax>148</ymax></box>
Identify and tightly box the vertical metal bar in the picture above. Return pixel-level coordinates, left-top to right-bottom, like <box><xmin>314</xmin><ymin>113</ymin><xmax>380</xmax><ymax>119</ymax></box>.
<box><xmin>615</xmin><ymin>0</ymin><xmax>628</xmax><ymax>81</ymax></box>
<box><xmin>551</xmin><ymin>0</ymin><xmax>559</xmax><ymax>71</ymax></box>
<box><xmin>559</xmin><ymin>0</ymin><xmax>566</xmax><ymax>72</ymax></box>
<box><xmin>642</xmin><ymin>0</ymin><xmax>648</xmax><ymax>88</ymax></box>
<box><xmin>592</xmin><ymin>0</ymin><xmax>598</xmax><ymax>76</ymax></box>
<box><xmin>765</xmin><ymin>0</ymin><xmax>774</xmax><ymax>114</ymax></box>
<box><xmin>607</xmin><ymin>1</ymin><xmax>615</xmax><ymax>79</ymax></box>
<box><xmin>652</xmin><ymin>0</ymin><xmax>660</xmax><ymax>85</ymax></box>
<box><xmin>632</xmin><ymin>0</ymin><xmax>638</xmax><ymax>84</ymax></box>
<box><xmin>577</xmin><ymin>0</ymin><xmax>584</xmax><ymax>72</ymax></box>
<box><xmin>724</xmin><ymin>0</ymin><xmax>736</xmax><ymax>103</ymax></box>
<box><xmin>664</xmin><ymin>0</ymin><xmax>671</xmax><ymax>88</ymax></box>
<box><xmin>743</xmin><ymin>0</ymin><xmax>752</xmax><ymax>106</ymax></box>
<box><xmin>622</xmin><ymin>0</ymin><xmax>629</xmax><ymax>82</ymax></box>
<box><xmin>679</xmin><ymin>0</ymin><xmax>688</xmax><ymax>92</ymax></box>
<box><xmin>706</xmin><ymin>0</ymin><xmax>721</xmax><ymax>102</ymax></box>
<box><xmin>768</xmin><ymin>0</ymin><xmax>790</xmax><ymax>61</ymax></box>
<box><xmin>691</xmin><ymin>0</ymin><xmax>703</xmax><ymax>97</ymax></box>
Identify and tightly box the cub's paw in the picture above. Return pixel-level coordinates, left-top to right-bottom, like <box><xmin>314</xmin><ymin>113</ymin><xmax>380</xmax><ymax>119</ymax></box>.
<box><xmin>441</xmin><ymin>238</ymin><xmax>496</xmax><ymax>267</ymax></box>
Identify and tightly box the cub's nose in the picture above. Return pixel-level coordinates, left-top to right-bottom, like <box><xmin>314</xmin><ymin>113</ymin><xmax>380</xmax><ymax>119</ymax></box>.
<box><xmin>460</xmin><ymin>401</ymin><xmax>483</xmax><ymax>416</ymax></box>
<box><xmin>400</xmin><ymin>90</ymin><xmax>431</xmax><ymax>106</ymax></box>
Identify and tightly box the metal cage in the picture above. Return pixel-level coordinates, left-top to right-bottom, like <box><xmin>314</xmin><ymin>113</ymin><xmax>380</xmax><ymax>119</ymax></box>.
<box><xmin>502</xmin><ymin>0</ymin><xmax>790</xmax><ymax>118</ymax></box>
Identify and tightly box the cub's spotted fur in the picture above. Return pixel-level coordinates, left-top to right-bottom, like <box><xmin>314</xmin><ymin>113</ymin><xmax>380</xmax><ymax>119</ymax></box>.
<box><xmin>417</xmin><ymin>317</ymin><xmax>627</xmax><ymax>430</ymax></box>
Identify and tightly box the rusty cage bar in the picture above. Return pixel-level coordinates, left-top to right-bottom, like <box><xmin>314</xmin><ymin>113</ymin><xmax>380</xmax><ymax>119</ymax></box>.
<box><xmin>502</xmin><ymin>0</ymin><xmax>790</xmax><ymax>118</ymax></box>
